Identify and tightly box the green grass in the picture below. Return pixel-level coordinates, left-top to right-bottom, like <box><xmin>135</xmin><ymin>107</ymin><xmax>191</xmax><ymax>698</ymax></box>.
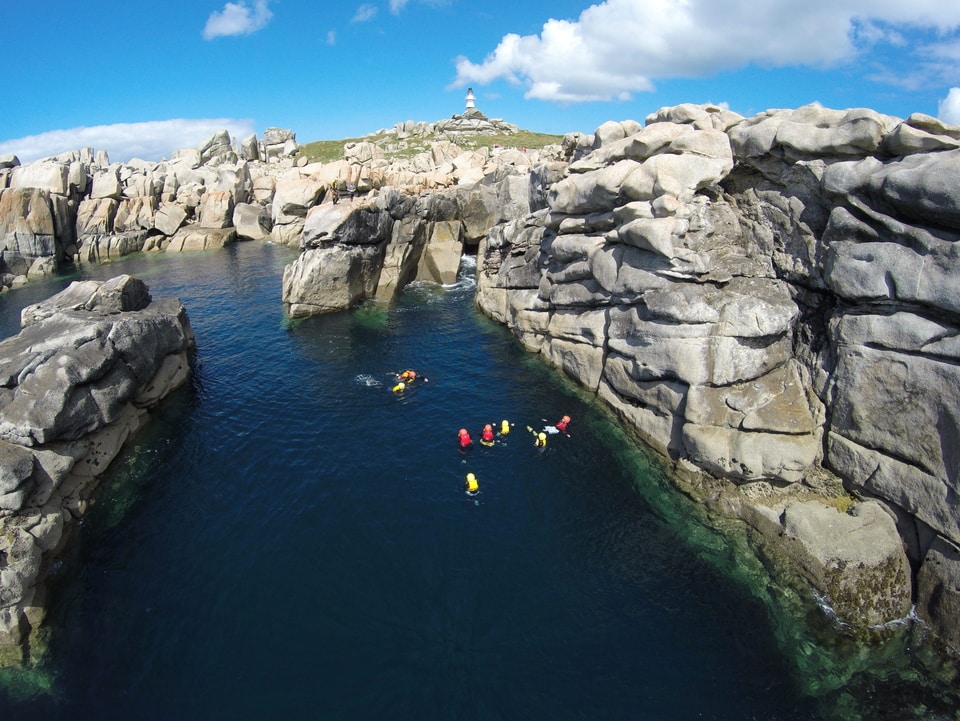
<box><xmin>456</xmin><ymin>129</ymin><xmax>564</xmax><ymax>150</ymax></box>
<box><xmin>298</xmin><ymin>129</ymin><xmax>563</xmax><ymax>164</ymax></box>
<box><xmin>298</xmin><ymin>138</ymin><xmax>367</xmax><ymax>163</ymax></box>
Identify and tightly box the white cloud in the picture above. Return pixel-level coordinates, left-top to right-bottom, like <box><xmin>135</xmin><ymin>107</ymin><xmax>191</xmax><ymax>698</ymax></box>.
<box><xmin>387</xmin><ymin>0</ymin><xmax>450</xmax><ymax>16</ymax></box>
<box><xmin>203</xmin><ymin>0</ymin><xmax>273</xmax><ymax>40</ymax></box>
<box><xmin>452</xmin><ymin>0</ymin><xmax>960</xmax><ymax>102</ymax></box>
<box><xmin>352</xmin><ymin>4</ymin><xmax>378</xmax><ymax>22</ymax></box>
<box><xmin>0</xmin><ymin>119</ymin><xmax>257</xmax><ymax>164</ymax></box>
<box><xmin>327</xmin><ymin>30</ymin><xmax>336</xmax><ymax>45</ymax></box>
<box><xmin>938</xmin><ymin>88</ymin><xmax>960</xmax><ymax>125</ymax></box>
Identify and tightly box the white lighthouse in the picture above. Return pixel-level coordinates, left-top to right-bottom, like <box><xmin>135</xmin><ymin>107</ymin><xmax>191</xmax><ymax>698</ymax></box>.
<box><xmin>465</xmin><ymin>87</ymin><xmax>476</xmax><ymax>111</ymax></box>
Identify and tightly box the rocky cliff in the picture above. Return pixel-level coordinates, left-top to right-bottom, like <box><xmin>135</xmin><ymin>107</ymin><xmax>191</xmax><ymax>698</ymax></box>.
<box><xmin>0</xmin><ymin>275</ymin><xmax>194</xmax><ymax>666</ymax></box>
<box><xmin>475</xmin><ymin>103</ymin><xmax>960</xmax><ymax>653</ymax></box>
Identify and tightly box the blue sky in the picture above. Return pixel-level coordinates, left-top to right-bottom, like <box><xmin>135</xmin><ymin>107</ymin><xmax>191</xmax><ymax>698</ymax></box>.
<box><xmin>3</xmin><ymin>0</ymin><xmax>960</xmax><ymax>163</ymax></box>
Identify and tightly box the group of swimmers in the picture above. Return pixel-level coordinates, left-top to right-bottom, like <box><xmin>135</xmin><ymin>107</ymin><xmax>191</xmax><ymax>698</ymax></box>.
<box><xmin>391</xmin><ymin>369</ymin><xmax>427</xmax><ymax>394</ymax></box>
<box><xmin>458</xmin><ymin>414</ymin><xmax>572</xmax><ymax>495</ymax></box>
<box><xmin>388</xmin><ymin>367</ymin><xmax>572</xmax><ymax>496</ymax></box>
<box><xmin>457</xmin><ymin>419</ymin><xmax>513</xmax><ymax>449</ymax></box>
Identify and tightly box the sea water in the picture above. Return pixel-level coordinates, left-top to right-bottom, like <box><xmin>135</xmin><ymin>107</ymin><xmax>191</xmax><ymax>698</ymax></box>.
<box><xmin>0</xmin><ymin>243</ymin><xmax>956</xmax><ymax>721</ymax></box>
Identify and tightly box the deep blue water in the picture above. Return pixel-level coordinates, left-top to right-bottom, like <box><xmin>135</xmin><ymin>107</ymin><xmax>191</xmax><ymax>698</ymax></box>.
<box><xmin>0</xmin><ymin>243</ymin><xmax>955</xmax><ymax>720</ymax></box>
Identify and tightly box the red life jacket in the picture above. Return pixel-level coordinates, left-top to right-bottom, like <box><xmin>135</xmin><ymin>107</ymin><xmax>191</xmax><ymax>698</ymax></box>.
<box><xmin>458</xmin><ymin>432</ymin><xmax>472</xmax><ymax>448</ymax></box>
<box><xmin>481</xmin><ymin>428</ymin><xmax>495</xmax><ymax>442</ymax></box>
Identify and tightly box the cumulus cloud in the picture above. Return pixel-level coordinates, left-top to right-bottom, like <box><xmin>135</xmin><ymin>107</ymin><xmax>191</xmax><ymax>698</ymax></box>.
<box><xmin>203</xmin><ymin>0</ymin><xmax>273</xmax><ymax>40</ymax></box>
<box><xmin>452</xmin><ymin>0</ymin><xmax>960</xmax><ymax>102</ymax></box>
<box><xmin>939</xmin><ymin>88</ymin><xmax>960</xmax><ymax>125</ymax></box>
<box><xmin>0</xmin><ymin>119</ymin><xmax>257</xmax><ymax>164</ymax></box>
<box><xmin>352</xmin><ymin>4</ymin><xmax>378</xmax><ymax>22</ymax></box>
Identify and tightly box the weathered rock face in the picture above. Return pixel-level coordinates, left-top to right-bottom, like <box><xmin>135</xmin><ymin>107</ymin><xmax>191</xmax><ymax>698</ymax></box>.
<box><xmin>0</xmin><ymin>129</ymin><xmax>281</xmax><ymax>285</ymax></box>
<box><xmin>0</xmin><ymin>275</ymin><xmax>194</xmax><ymax>666</ymax></box>
<box><xmin>280</xmin><ymin>172</ymin><xmax>555</xmax><ymax>314</ymax></box>
<box><xmin>0</xmin><ymin>188</ymin><xmax>62</xmax><ymax>275</ymax></box>
<box><xmin>0</xmin><ymin>124</ymin><xmax>564</xmax><ymax>291</ymax></box>
<box><xmin>476</xmin><ymin>103</ymin><xmax>960</xmax><ymax>649</ymax></box>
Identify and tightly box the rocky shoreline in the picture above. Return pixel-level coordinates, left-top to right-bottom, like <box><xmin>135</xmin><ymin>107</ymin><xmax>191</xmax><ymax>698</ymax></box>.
<box><xmin>476</xmin><ymin>103</ymin><xmax>960</xmax><ymax>652</ymax></box>
<box><xmin>1</xmin><ymin>102</ymin><xmax>959</xmax><ymax>666</ymax></box>
<box><xmin>0</xmin><ymin>275</ymin><xmax>194</xmax><ymax>665</ymax></box>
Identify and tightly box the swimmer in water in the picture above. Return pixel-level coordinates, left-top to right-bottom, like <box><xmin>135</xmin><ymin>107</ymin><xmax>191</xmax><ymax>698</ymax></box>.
<box><xmin>458</xmin><ymin>428</ymin><xmax>473</xmax><ymax>449</ymax></box>
<box><xmin>396</xmin><ymin>369</ymin><xmax>428</xmax><ymax>384</ymax></box>
<box><xmin>480</xmin><ymin>423</ymin><xmax>495</xmax><ymax>446</ymax></box>
<box><xmin>465</xmin><ymin>472</ymin><xmax>479</xmax><ymax>495</ymax></box>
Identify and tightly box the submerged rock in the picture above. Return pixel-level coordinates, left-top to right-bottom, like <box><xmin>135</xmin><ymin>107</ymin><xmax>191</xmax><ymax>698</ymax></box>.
<box><xmin>780</xmin><ymin>500</ymin><xmax>912</xmax><ymax>626</ymax></box>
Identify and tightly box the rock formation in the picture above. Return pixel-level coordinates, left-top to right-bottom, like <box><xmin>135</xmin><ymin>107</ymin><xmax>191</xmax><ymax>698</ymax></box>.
<box><xmin>0</xmin><ymin>128</ymin><xmax>304</xmax><ymax>289</ymax></box>
<box><xmin>5</xmin><ymin>102</ymin><xmax>960</xmax><ymax>663</ymax></box>
<box><xmin>0</xmin><ymin>125</ymin><xmax>547</xmax><ymax>294</ymax></box>
<box><xmin>475</xmin><ymin>103</ymin><xmax>960</xmax><ymax>652</ymax></box>
<box><xmin>280</xmin><ymin>152</ymin><xmax>563</xmax><ymax>316</ymax></box>
<box><xmin>0</xmin><ymin>275</ymin><xmax>194</xmax><ymax>665</ymax></box>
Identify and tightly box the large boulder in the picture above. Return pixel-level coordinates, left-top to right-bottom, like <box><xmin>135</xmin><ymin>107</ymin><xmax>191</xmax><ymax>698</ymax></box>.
<box><xmin>90</xmin><ymin>169</ymin><xmax>122</xmax><ymax>200</ymax></box>
<box><xmin>154</xmin><ymin>203</ymin><xmax>187</xmax><ymax>236</ymax></box>
<box><xmin>196</xmin><ymin>190</ymin><xmax>235</xmax><ymax>229</ymax></box>
<box><xmin>0</xmin><ymin>188</ymin><xmax>60</xmax><ymax>274</ymax></box>
<box><xmin>166</xmin><ymin>226</ymin><xmax>237</xmax><ymax>252</ymax></box>
<box><xmin>416</xmin><ymin>221</ymin><xmax>462</xmax><ymax>284</ymax></box>
<box><xmin>779</xmin><ymin>501</ymin><xmax>912</xmax><ymax>626</ymax></box>
<box><xmin>917</xmin><ymin>537</ymin><xmax>960</xmax><ymax>654</ymax></box>
<box><xmin>375</xmin><ymin>215</ymin><xmax>428</xmax><ymax>301</ymax></box>
<box><xmin>114</xmin><ymin>197</ymin><xmax>157</xmax><ymax>233</ymax></box>
<box><xmin>10</xmin><ymin>161</ymin><xmax>70</xmax><ymax>196</ymax></box>
<box><xmin>20</xmin><ymin>274</ymin><xmax>151</xmax><ymax>324</ymax></box>
<box><xmin>0</xmin><ymin>285</ymin><xmax>195</xmax><ymax>447</ymax></box>
<box><xmin>282</xmin><ymin>243</ymin><xmax>386</xmax><ymax>317</ymax></box>
<box><xmin>233</xmin><ymin>203</ymin><xmax>272</xmax><ymax>241</ymax></box>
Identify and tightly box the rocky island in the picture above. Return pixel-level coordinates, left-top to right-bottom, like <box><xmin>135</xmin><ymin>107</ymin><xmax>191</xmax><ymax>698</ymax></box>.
<box><xmin>1</xmin><ymin>96</ymin><xmax>959</xmax><ymax>671</ymax></box>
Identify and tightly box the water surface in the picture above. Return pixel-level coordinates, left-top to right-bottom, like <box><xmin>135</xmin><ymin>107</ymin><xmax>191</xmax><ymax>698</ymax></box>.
<box><xmin>0</xmin><ymin>243</ymin><xmax>955</xmax><ymax>720</ymax></box>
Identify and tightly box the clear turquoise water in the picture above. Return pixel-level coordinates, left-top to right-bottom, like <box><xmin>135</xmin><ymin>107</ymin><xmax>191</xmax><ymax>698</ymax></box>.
<box><xmin>0</xmin><ymin>243</ymin><xmax>956</xmax><ymax>720</ymax></box>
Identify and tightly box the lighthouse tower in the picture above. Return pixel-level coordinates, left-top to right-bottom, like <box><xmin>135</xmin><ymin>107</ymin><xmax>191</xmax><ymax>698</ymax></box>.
<box><xmin>465</xmin><ymin>87</ymin><xmax>476</xmax><ymax>111</ymax></box>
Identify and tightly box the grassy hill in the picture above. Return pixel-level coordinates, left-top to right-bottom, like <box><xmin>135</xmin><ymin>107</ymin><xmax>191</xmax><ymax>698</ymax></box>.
<box><xmin>298</xmin><ymin>128</ymin><xmax>564</xmax><ymax>164</ymax></box>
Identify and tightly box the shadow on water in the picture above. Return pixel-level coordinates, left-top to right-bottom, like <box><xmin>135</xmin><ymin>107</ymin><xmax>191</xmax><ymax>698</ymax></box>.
<box><xmin>0</xmin><ymin>244</ymin><xmax>957</xmax><ymax>721</ymax></box>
